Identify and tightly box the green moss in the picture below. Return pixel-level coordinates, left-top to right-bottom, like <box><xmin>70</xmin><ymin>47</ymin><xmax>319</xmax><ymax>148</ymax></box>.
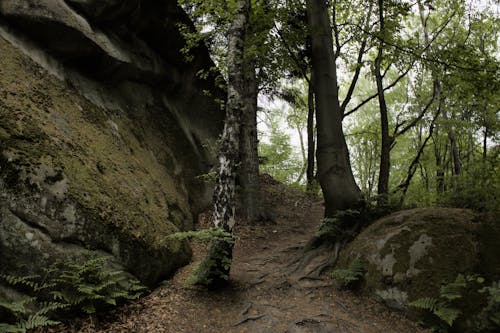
<box><xmin>338</xmin><ymin>208</ymin><xmax>500</xmax><ymax>331</ymax></box>
<box><xmin>0</xmin><ymin>35</ymin><xmax>192</xmax><ymax>265</ymax></box>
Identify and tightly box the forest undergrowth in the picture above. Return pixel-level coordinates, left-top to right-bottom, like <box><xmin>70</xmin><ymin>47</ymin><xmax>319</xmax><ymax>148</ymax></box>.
<box><xmin>34</xmin><ymin>175</ymin><xmax>430</xmax><ymax>333</ymax></box>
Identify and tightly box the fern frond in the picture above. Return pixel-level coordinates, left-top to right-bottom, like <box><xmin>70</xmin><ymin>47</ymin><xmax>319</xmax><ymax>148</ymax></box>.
<box><xmin>0</xmin><ymin>323</ymin><xmax>25</xmax><ymax>333</ymax></box>
<box><xmin>332</xmin><ymin>259</ymin><xmax>365</xmax><ymax>288</ymax></box>
<box><xmin>36</xmin><ymin>301</ymin><xmax>68</xmax><ymax>315</ymax></box>
<box><xmin>409</xmin><ymin>297</ymin><xmax>440</xmax><ymax>312</ymax></box>
<box><xmin>440</xmin><ymin>274</ymin><xmax>466</xmax><ymax>301</ymax></box>
<box><xmin>18</xmin><ymin>314</ymin><xmax>59</xmax><ymax>330</ymax></box>
<box><xmin>433</xmin><ymin>306</ymin><xmax>461</xmax><ymax>326</ymax></box>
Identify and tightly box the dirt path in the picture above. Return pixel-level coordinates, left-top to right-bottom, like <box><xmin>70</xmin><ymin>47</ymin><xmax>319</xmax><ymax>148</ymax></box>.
<box><xmin>49</xmin><ymin>178</ymin><xmax>429</xmax><ymax>333</ymax></box>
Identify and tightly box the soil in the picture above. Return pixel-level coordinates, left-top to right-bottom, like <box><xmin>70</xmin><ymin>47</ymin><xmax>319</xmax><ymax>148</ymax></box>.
<box><xmin>37</xmin><ymin>176</ymin><xmax>431</xmax><ymax>333</ymax></box>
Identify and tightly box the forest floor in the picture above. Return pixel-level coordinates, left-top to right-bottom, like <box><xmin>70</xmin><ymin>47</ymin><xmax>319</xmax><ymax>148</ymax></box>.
<box><xmin>40</xmin><ymin>176</ymin><xmax>430</xmax><ymax>333</ymax></box>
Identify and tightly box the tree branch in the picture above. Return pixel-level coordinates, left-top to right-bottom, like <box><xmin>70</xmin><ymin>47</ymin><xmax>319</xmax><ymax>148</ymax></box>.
<box><xmin>340</xmin><ymin>1</ymin><xmax>373</xmax><ymax>113</ymax></box>
<box><xmin>272</xmin><ymin>22</ymin><xmax>310</xmax><ymax>85</ymax></box>
<box><xmin>343</xmin><ymin>65</ymin><xmax>412</xmax><ymax>118</ymax></box>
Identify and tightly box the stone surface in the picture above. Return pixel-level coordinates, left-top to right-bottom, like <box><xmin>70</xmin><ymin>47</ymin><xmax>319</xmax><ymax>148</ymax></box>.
<box><xmin>0</xmin><ymin>0</ymin><xmax>224</xmax><ymax>295</ymax></box>
<box><xmin>337</xmin><ymin>208</ymin><xmax>500</xmax><ymax>328</ymax></box>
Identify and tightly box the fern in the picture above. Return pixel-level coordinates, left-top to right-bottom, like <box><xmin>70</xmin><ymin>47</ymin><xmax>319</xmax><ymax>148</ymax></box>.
<box><xmin>410</xmin><ymin>297</ymin><xmax>440</xmax><ymax>312</ymax></box>
<box><xmin>168</xmin><ymin>228</ymin><xmax>234</xmax><ymax>244</ymax></box>
<box><xmin>332</xmin><ymin>259</ymin><xmax>365</xmax><ymax>288</ymax></box>
<box><xmin>409</xmin><ymin>274</ymin><xmax>487</xmax><ymax>330</ymax></box>
<box><xmin>0</xmin><ymin>298</ymin><xmax>61</xmax><ymax>333</ymax></box>
<box><xmin>434</xmin><ymin>307</ymin><xmax>462</xmax><ymax>327</ymax></box>
<box><xmin>0</xmin><ymin>323</ymin><xmax>25</xmax><ymax>333</ymax></box>
<box><xmin>47</xmin><ymin>254</ymin><xmax>147</xmax><ymax>314</ymax></box>
<box><xmin>0</xmin><ymin>252</ymin><xmax>147</xmax><ymax>330</ymax></box>
<box><xmin>0</xmin><ymin>275</ymin><xmax>54</xmax><ymax>293</ymax></box>
<box><xmin>16</xmin><ymin>314</ymin><xmax>60</xmax><ymax>331</ymax></box>
<box><xmin>477</xmin><ymin>281</ymin><xmax>500</xmax><ymax>330</ymax></box>
<box><xmin>439</xmin><ymin>274</ymin><xmax>467</xmax><ymax>301</ymax></box>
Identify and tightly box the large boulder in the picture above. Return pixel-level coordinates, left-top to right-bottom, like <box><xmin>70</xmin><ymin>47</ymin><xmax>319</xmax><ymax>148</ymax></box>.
<box><xmin>0</xmin><ymin>0</ymin><xmax>224</xmax><ymax>292</ymax></box>
<box><xmin>337</xmin><ymin>208</ymin><xmax>500</xmax><ymax>330</ymax></box>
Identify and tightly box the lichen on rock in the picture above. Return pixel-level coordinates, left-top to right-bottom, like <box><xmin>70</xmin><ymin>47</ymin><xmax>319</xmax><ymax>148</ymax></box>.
<box><xmin>336</xmin><ymin>208</ymin><xmax>500</xmax><ymax>330</ymax></box>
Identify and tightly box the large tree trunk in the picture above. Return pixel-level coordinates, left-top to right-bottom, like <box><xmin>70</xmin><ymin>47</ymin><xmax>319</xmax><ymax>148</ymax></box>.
<box><xmin>239</xmin><ymin>58</ymin><xmax>261</xmax><ymax>221</ymax></box>
<box><xmin>306</xmin><ymin>77</ymin><xmax>316</xmax><ymax>193</ymax></box>
<box><xmin>196</xmin><ymin>0</ymin><xmax>249</xmax><ymax>288</ymax></box>
<box><xmin>374</xmin><ymin>0</ymin><xmax>392</xmax><ymax>206</ymax></box>
<box><xmin>306</xmin><ymin>0</ymin><xmax>361</xmax><ymax>217</ymax></box>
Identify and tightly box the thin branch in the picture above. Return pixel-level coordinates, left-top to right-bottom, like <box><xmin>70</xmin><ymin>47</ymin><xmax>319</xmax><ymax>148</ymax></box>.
<box><xmin>343</xmin><ymin>65</ymin><xmax>412</xmax><ymax>118</ymax></box>
<box><xmin>393</xmin><ymin>109</ymin><xmax>439</xmax><ymax>197</ymax></box>
<box><xmin>340</xmin><ymin>1</ymin><xmax>373</xmax><ymax>113</ymax></box>
<box><xmin>332</xmin><ymin>0</ymin><xmax>342</xmax><ymax>58</ymax></box>
<box><xmin>346</xmin><ymin>11</ymin><xmax>496</xmax><ymax>73</ymax></box>
<box><xmin>393</xmin><ymin>79</ymin><xmax>439</xmax><ymax>138</ymax></box>
<box><xmin>272</xmin><ymin>22</ymin><xmax>310</xmax><ymax>85</ymax></box>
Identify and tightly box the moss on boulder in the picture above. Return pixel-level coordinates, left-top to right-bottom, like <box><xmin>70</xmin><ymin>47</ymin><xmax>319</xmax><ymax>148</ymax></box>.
<box><xmin>337</xmin><ymin>208</ymin><xmax>500</xmax><ymax>330</ymax></box>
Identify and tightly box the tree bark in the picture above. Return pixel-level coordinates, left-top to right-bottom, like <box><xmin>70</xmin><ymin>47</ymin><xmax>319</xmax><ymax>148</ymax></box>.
<box><xmin>197</xmin><ymin>0</ymin><xmax>249</xmax><ymax>287</ymax></box>
<box><xmin>239</xmin><ymin>58</ymin><xmax>261</xmax><ymax>221</ymax></box>
<box><xmin>306</xmin><ymin>0</ymin><xmax>361</xmax><ymax>216</ymax></box>
<box><xmin>374</xmin><ymin>0</ymin><xmax>392</xmax><ymax>206</ymax></box>
<box><xmin>306</xmin><ymin>76</ymin><xmax>316</xmax><ymax>192</ymax></box>
<box><xmin>483</xmin><ymin>127</ymin><xmax>488</xmax><ymax>160</ymax></box>
<box><xmin>447</xmin><ymin>122</ymin><xmax>461</xmax><ymax>175</ymax></box>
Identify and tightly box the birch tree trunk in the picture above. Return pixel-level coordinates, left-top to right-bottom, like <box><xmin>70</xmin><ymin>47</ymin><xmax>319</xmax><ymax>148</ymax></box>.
<box><xmin>195</xmin><ymin>0</ymin><xmax>249</xmax><ymax>287</ymax></box>
<box><xmin>306</xmin><ymin>0</ymin><xmax>361</xmax><ymax>217</ymax></box>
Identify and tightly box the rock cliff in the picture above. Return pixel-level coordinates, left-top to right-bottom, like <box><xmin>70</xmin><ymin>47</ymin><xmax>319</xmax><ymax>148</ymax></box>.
<box><xmin>0</xmin><ymin>0</ymin><xmax>224</xmax><ymax>290</ymax></box>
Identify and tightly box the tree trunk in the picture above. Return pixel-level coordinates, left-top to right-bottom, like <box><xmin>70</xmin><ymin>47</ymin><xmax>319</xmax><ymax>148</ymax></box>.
<box><xmin>483</xmin><ymin>127</ymin><xmax>488</xmax><ymax>160</ymax></box>
<box><xmin>418</xmin><ymin>0</ymin><xmax>460</xmax><ymax>179</ymax></box>
<box><xmin>239</xmin><ymin>58</ymin><xmax>261</xmax><ymax>221</ymax></box>
<box><xmin>447</xmin><ymin>124</ymin><xmax>461</xmax><ymax>176</ymax></box>
<box><xmin>306</xmin><ymin>77</ymin><xmax>316</xmax><ymax>193</ymax></box>
<box><xmin>306</xmin><ymin>0</ymin><xmax>361</xmax><ymax>217</ymax></box>
<box><xmin>196</xmin><ymin>0</ymin><xmax>249</xmax><ymax>288</ymax></box>
<box><xmin>295</xmin><ymin>124</ymin><xmax>307</xmax><ymax>184</ymax></box>
<box><xmin>374</xmin><ymin>0</ymin><xmax>392</xmax><ymax>206</ymax></box>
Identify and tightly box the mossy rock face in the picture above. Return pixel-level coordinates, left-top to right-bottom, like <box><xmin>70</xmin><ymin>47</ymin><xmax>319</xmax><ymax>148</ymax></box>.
<box><xmin>337</xmin><ymin>208</ymin><xmax>500</xmax><ymax>329</ymax></box>
<box><xmin>0</xmin><ymin>0</ymin><xmax>223</xmax><ymax>291</ymax></box>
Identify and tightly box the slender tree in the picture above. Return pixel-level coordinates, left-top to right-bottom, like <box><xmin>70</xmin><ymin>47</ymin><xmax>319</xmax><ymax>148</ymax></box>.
<box><xmin>195</xmin><ymin>0</ymin><xmax>249</xmax><ymax>287</ymax></box>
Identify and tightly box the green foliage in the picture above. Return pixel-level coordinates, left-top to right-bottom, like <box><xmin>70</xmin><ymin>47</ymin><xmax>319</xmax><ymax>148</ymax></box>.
<box><xmin>169</xmin><ymin>228</ymin><xmax>235</xmax><ymax>287</ymax></box>
<box><xmin>476</xmin><ymin>281</ymin><xmax>500</xmax><ymax>331</ymax></box>
<box><xmin>331</xmin><ymin>259</ymin><xmax>365</xmax><ymax>289</ymax></box>
<box><xmin>438</xmin><ymin>154</ymin><xmax>500</xmax><ymax>211</ymax></box>
<box><xmin>0</xmin><ymin>253</ymin><xmax>146</xmax><ymax>331</ymax></box>
<box><xmin>187</xmin><ymin>239</ymin><xmax>233</xmax><ymax>287</ymax></box>
<box><xmin>409</xmin><ymin>274</ymin><xmax>500</xmax><ymax>331</ymax></box>
<box><xmin>47</xmin><ymin>255</ymin><xmax>146</xmax><ymax>314</ymax></box>
<box><xmin>259</xmin><ymin>109</ymin><xmax>304</xmax><ymax>185</ymax></box>
<box><xmin>168</xmin><ymin>227</ymin><xmax>234</xmax><ymax>244</ymax></box>
<box><xmin>0</xmin><ymin>277</ymin><xmax>62</xmax><ymax>333</ymax></box>
<box><xmin>315</xmin><ymin>209</ymin><xmax>366</xmax><ymax>241</ymax></box>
